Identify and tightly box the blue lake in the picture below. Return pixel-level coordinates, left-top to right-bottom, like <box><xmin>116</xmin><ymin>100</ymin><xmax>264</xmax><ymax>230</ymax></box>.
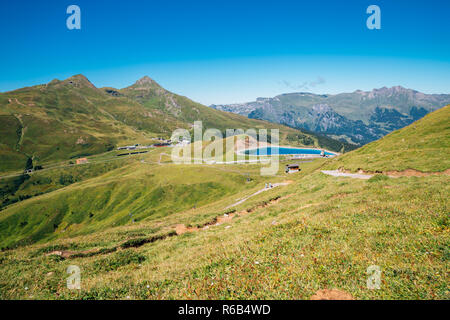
<box><xmin>243</xmin><ymin>147</ymin><xmax>336</xmax><ymax>156</ymax></box>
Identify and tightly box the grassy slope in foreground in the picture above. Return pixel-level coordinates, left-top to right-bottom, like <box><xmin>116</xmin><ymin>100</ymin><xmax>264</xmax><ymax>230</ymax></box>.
<box><xmin>325</xmin><ymin>105</ymin><xmax>450</xmax><ymax>173</ymax></box>
<box><xmin>0</xmin><ymin>104</ymin><xmax>448</xmax><ymax>300</ymax></box>
<box><xmin>0</xmin><ymin>159</ymin><xmax>447</xmax><ymax>300</ymax></box>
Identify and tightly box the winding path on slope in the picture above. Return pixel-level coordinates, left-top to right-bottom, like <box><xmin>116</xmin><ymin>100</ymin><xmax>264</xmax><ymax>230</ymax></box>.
<box><xmin>225</xmin><ymin>181</ymin><xmax>292</xmax><ymax>209</ymax></box>
<box><xmin>322</xmin><ymin>169</ymin><xmax>450</xmax><ymax>179</ymax></box>
<box><xmin>321</xmin><ymin>170</ymin><xmax>373</xmax><ymax>180</ymax></box>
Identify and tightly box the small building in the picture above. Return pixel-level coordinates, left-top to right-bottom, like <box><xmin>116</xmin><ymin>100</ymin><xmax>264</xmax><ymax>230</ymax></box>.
<box><xmin>285</xmin><ymin>164</ymin><xmax>300</xmax><ymax>174</ymax></box>
<box><xmin>76</xmin><ymin>158</ymin><xmax>88</xmax><ymax>165</ymax></box>
<box><xmin>153</xmin><ymin>142</ymin><xmax>171</xmax><ymax>147</ymax></box>
<box><xmin>117</xmin><ymin>144</ymin><xmax>139</xmax><ymax>151</ymax></box>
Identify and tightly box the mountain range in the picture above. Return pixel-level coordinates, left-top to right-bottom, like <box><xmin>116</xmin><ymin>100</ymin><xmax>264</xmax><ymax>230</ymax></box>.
<box><xmin>0</xmin><ymin>75</ymin><xmax>353</xmax><ymax>174</ymax></box>
<box><xmin>210</xmin><ymin>86</ymin><xmax>450</xmax><ymax>145</ymax></box>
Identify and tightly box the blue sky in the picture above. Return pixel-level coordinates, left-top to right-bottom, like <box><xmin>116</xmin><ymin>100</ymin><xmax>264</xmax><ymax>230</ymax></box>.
<box><xmin>1</xmin><ymin>0</ymin><xmax>449</xmax><ymax>104</ymax></box>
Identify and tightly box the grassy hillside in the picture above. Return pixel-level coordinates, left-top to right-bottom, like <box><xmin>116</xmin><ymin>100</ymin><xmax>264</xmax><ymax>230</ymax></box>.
<box><xmin>325</xmin><ymin>105</ymin><xmax>450</xmax><ymax>172</ymax></box>
<box><xmin>0</xmin><ymin>88</ymin><xmax>447</xmax><ymax>300</ymax></box>
<box><xmin>0</xmin><ymin>116</ymin><xmax>448</xmax><ymax>299</ymax></box>
<box><xmin>0</xmin><ymin>75</ymin><xmax>349</xmax><ymax>174</ymax></box>
<box><xmin>0</xmin><ymin>75</ymin><xmax>171</xmax><ymax>174</ymax></box>
<box><xmin>0</xmin><ymin>151</ymin><xmax>269</xmax><ymax>249</ymax></box>
<box><xmin>0</xmin><ymin>159</ymin><xmax>447</xmax><ymax>299</ymax></box>
<box><xmin>0</xmin><ymin>154</ymin><xmax>135</xmax><ymax>211</ymax></box>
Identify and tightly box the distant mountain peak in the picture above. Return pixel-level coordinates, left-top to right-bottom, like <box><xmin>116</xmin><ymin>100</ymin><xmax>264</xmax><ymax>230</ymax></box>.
<box><xmin>61</xmin><ymin>74</ymin><xmax>96</xmax><ymax>89</ymax></box>
<box><xmin>375</xmin><ymin>85</ymin><xmax>406</xmax><ymax>92</ymax></box>
<box><xmin>311</xmin><ymin>104</ymin><xmax>333</xmax><ymax>113</ymax></box>
<box><xmin>354</xmin><ymin>85</ymin><xmax>409</xmax><ymax>95</ymax></box>
<box><xmin>69</xmin><ymin>74</ymin><xmax>89</xmax><ymax>80</ymax></box>
<box><xmin>135</xmin><ymin>76</ymin><xmax>156</xmax><ymax>86</ymax></box>
<box><xmin>124</xmin><ymin>76</ymin><xmax>166</xmax><ymax>93</ymax></box>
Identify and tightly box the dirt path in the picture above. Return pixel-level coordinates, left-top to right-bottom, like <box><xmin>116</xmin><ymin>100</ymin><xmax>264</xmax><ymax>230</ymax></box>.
<box><xmin>175</xmin><ymin>191</ymin><xmax>293</xmax><ymax>235</ymax></box>
<box><xmin>46</xmin><ymin>191</ymin><xmax>311</xmax><ymax>258</ymax></box>
<box><xmin>321</xmin><ymin>170</ymin><xmax>373</xmax><ymax>180</ymax></box>
<box><xmin>225</xmin><ymin>181</ymin><xmax>293</xmax><ymax>209</ymax></box>
<box><xmin>323</xmin><ymin>168</ymin><xmax>450</xmax><ymax>179</ymax></box>
<box><xmin>384</xmin><ymin>168</ymin><xmax>450</xmax><ymax>177</ymax></box>
<box><xmin>310</xmin><ymin>289</ymin><xmax>354</xmax><ymax>300</ymax></box>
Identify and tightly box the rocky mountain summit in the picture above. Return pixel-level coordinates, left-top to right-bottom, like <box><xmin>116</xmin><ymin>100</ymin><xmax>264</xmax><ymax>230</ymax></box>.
<box><xmin>211</xmin><ymin>86</ymin><xmax>450</xmax><ymax>145</ymax></box>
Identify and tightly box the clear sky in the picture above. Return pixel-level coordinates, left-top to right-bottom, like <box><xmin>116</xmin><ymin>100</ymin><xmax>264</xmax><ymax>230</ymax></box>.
<box><xmin>1</xmin><ymin>0</ymin><xmax>449</xmax><ymax>105</ymax></box>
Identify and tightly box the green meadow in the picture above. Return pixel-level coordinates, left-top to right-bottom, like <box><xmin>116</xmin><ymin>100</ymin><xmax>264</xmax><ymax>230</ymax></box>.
<box><xmin>0</xmin><ymin>159</ymin><xmax>447</xmax><ymax>299</ymax></box>
<box><xmin>0</xmin><ymin>105</ymin><xmax>448</xmax><ymax>300</ymax></box>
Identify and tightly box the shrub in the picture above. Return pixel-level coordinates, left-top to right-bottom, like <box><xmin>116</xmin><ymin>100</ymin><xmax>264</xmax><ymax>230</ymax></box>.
<box><xmin>223</xmin><ymin>208</ymin><xmax>237</xmax><ymax>215</ymax></box>
<box><xmin>33</xmin><ymin>244</ymin><xmax>69</xmax><ymax>256</ymax></box>
<box><xmin>368</xmin><ymin>174</ymin><xmax>390</xmax><ymax>183</ymax></box>
<box><xmin>120</xmin><ymin>231</ymin><xmax>177</xmax><ymax>249</ymax></box>
<box><xmin>92</xmin><ymin>250</ymin><xmax>146</xmax><ymax>272</ymax></box>
<box><xmin>70</xmin><ymin>247</ymin><xmax>117</xmax><ymax>258</ymax></box>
